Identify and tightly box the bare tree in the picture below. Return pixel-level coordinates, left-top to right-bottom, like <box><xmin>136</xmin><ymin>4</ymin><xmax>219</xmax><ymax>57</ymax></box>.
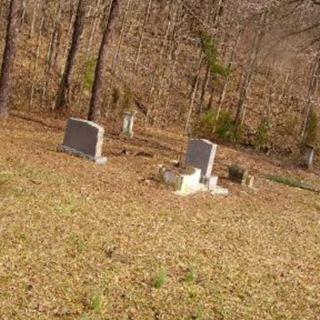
<box><xmin>88</xmin><ymin>0</ymin><xmax>122</xmax><ymax>122</ymax></box>
<box><xmin>0</xmin><ymin>0</ymin><xmax>22</xmax><ymax>119</ymax></box>
<box><xmin>29</xmin><ymin>0</ymin><xmax>40</xmax><ymax>38</ymax></box>
<box><xmin>55</xmin><ymin>0</ymin><xmax>87</xmax><ymax>112</ymax></box>
<box><xmin>301</xmin><ymin>53</ymin><xmax>320</xmax><ymax>141</ymax></box>
<box><xmin>234</xmin><ymin>10</ymin><xmax>267</xmax><ymax>126</ymax></box>
<box><xmin>134</xmin><ymin>0</ymin><xmax>152</xmax><ymax>72</ymax></box>
<box><xmin>40</xmin><ymin>1</ymin><xmax>62</xmax><ymax>108</ymax></box>
<box><xmin>185</xmin><ymin>53</ymin><xmax>204</xmax><ymax>132</ymax></box>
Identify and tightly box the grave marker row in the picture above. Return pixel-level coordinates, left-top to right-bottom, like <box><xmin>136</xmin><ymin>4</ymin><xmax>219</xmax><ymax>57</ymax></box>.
<box><xmin>59</xmin><ymin>113</ymin><xmax>136</xmax><ymax>164</ymax></box>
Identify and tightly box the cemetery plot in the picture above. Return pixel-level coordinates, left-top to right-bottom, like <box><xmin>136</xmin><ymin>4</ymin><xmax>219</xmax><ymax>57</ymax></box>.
<box><xmin>159</xmin><ymin>139</ymin><xmax>228</xmax><ymax>196</ymax></box>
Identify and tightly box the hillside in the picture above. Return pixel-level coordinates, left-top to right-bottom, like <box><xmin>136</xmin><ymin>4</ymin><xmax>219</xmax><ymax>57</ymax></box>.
<box><xmin>0</xmin><ymin>0</ymin><xmax>320</xmax><ymax>319</ymax></box>
<box><xmin>1</xmin><ymin>115</ymin><xmax>319</xmax><ymax>319</ymax></box>
<box><xmin>0</xmin><ymin>0</ymin><xmax>319</xmax><ymax>155</ymax></box>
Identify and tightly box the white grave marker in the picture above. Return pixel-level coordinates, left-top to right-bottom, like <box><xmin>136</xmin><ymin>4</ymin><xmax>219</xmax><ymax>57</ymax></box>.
<box><xmin>123</xmin><ymin>112</ymin><xmax>135</xmax><ymax>138</ymax></box>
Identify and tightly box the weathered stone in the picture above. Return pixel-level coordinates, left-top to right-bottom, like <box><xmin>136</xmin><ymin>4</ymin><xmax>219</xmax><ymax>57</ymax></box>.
<box><xmin>229</xmin><ymin>165</ymin><xmax>254</xmax><ymax>188</ymax></box>
<box><xmin>58</xmin><ymin>118</ymin><xmax>107</xmax><ymax>164</ymax></box>
<box><xmin>303</xmin><ymin>145</ymin><xmax>315</xmax><ymax>169</ymax></box>
<box><xmin>228</xmin><ymin>165</ymin><xmax>248</xmax><ymax>185</ymax></box>
<box><xmin>159</xmin><ymin>165</ymin><xmax>203</xmax><ymax>195</ymax></box>
<box><xmin>210</xmin><ymin>185</ymin><xmax>229</xmax><ymax>196</ymax></box>
<box><xmin>123</xmin><ymin>112</ymin><xmax>135</xmax><ymax>138</ymax></box>
<box><xmin>247</xmin><ymin>175</ymin><xmax>255</xmax><ymax>189</ymax></box>
<box><xmin>185</xmin><ymin>139</ymin><xmax>217</xmax><ymax>179</ymax></box>
<box><xmin>205</xmin><ymin>176</ymin><xmax>219</xmax><ymax>191</ymax></box>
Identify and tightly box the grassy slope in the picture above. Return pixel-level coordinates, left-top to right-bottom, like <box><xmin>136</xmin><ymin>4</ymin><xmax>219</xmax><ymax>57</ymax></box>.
<box><xmin>0</xmin><ymin>114</ymin><xmax>320</xmax><ymax>320</ymax></box>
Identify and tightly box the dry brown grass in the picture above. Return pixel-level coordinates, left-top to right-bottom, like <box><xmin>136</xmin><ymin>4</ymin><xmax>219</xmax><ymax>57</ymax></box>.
<box><xmin>0</xmin><ymin>114</ymin><xmax>320</xmax><ymax>320</ymax></box>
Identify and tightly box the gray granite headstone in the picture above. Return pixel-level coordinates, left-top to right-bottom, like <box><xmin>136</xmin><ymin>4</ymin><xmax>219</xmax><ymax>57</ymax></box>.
<box><xmin>58</xmin><ymin>118</ymin><xmax>107</xmax><ymax>164</ymax></box>
<box><xmin>185</xmin><ymin>139</ymin><xmax>217</xmax><ymax>179</ymax></box>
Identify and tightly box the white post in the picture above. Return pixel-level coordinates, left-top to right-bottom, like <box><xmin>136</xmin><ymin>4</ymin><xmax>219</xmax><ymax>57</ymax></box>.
<box><xmin>123</xmin><ymin>112</ymin><xmax>135</xmax><ymax>138</ymax></box>
<box><xmin>304</xmin><ymin>145</ymin><xmax>315</xmax><ymax>169</ymax></box>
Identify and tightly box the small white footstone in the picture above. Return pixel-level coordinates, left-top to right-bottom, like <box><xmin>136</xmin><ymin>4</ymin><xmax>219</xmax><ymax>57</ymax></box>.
<box><xmin>210</xmin><ymin>186</ymin><xmax>229</xmax><ymax>196</ymax></box>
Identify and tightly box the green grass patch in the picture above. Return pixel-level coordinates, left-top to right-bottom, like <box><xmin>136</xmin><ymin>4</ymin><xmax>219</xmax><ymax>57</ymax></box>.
<box><xmin>90</xmin><ymin>293</ymin><xmax>103</xmax><ymax>313</ymax></box>
<box><xmin>267</xmin><ymin>175</ymin><xmax>319</xmax><ymax>193</ymax></box>
<box><xmin>50</xmin><ymin>194</ymin><xmax>83</xmax><ymax>216</ymax></box>
<box><xmin>67</xmin><ymin>233</ymin><xmax>87</xmax><ymax>254</ymax></box>
<box><xmin>0</xmin><ymin>170</ymin><xmax>14</xmax><ymax>181</ymax></box>
<box><xmin>153</xmin><ymin>269</ymin><xmax>167</xmax><ymax>289</ymax></box>
<box><xmin>186</xmin><ymin>269</ymin><xmax>198</xmax><ymax>284</ymax></box>
<box><xmin>0</xmin><ymin>171</ymin><xmax>14</xmax><ymax>191</ymax></box>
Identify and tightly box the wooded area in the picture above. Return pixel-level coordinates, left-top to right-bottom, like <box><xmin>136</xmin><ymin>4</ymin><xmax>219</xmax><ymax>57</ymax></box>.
<box><xmin>0</xmin><ymin>0</ymin><xmax>319</xmax><ymax>155</ymax></box>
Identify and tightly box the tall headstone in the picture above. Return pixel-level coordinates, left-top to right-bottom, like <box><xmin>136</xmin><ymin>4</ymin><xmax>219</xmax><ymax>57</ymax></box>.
<box><xmin>123</xmin><ymin>112</ymin><xmax>135</xmax><ymax>138</ymax></box>
<box><xmin>58</xmin><ymin>118</ymin><xmax>107</xmax><ymax>164</ymax></box>
<box><xmin>185</xmin><ymin>139</ymin><xmax>217</xmax><ymax>180</ymax></box>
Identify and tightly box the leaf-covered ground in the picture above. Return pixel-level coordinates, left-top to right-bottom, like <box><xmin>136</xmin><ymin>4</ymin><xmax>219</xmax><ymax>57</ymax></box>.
<box><xmin>0</xmin><ymin>114</ymin><xmax>320</xmax><ymax>320</ymax></box>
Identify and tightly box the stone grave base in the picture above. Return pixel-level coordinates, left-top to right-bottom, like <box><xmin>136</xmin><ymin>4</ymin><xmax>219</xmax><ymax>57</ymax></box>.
<box><xmin>58</xmin><ymin>145</ymin><xmax>107</xmax><ymax>165</ymax></box>
<box><xmin>160</xmin><ymin>165</ymin><xmax>202</xmax><ymax>196</ymax></box>
<box><xmin>203</xmin><ymin>176</ymin><xmax>229</xmax><ymax>196</ymax></box>
<box><xmin>159</xmin><ymin>165</ymin><xmax>228</xmax><ymax>196</ymax></box>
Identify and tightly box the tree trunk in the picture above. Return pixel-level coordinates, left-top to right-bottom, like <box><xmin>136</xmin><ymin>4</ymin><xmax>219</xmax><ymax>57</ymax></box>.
<box><xmin>29</xmin><ymin>15</ymin><xmax>45</xmax><ymax>110</ymax></box>
<box><xmin>111</xmin><ymin>0</ymin><xmax>132</xmax><ymax>71</ymax></box>
<box><xmin>55</xmin><ymin>0</ymin><xmax>86</xmax><ymax>112</ymax></box>
<box><xmin>105</xmin><ymin>0</ymin><xmax>132</xmax><ymax>113</ymax></box>
<box><xmin>88</xmin><ymin>0</ymin><xmax>122</xmax><ymax>122</ymax></box>
<box><xmin>29</xmin><ymin>0</ymin><xmax>39</xmax><ymax>38</ymax></box>
<box><xmin>163</xmin><ymin>43</ymin><xmax>181</xmax><ymax>118</ymax></box>
<box><xmin>199</xmin><ymin>0</ymin><xmax>227</xmax><ymax>115</ymax></box>
<box><xmin>60</xmin><ymin>0</ymin><xmax>78</xmax><ymax>75</ymax></box>
<box><xmin>199</xmin><ymin>65</ymin><xmax>210</xmax><ymax>113</ymax></box>
<box><xmin>234</xmin><ymin>10</ymin><xmax>267</xmax><ymax>127</ymax></box>
<box><xmin>217</xmin><ymin>27</ymin><xmax>243</xmax><ymax>117</ymax></box>
<box><xmin>75</xmin><ymin>0</ymin><xmax>103</xmax><ymax>107</ymax></box>
<box><xmin>155</xmin><ymin>0</ymin><xmax>182</xmax><ymax>106</ymax></box>
<box><xmin>146</xmin><ymin>0</ymin><xmax>174</xmax><ymax>121</ymax></box>
<box><xmin>134</xmin><ymin>0</ymin><xmax>152</xmax><ymax>72</ymax></box>
<box><xmin>185</xmin><ymin>54</ymin><xmax>204</xmax><ymax>132</ymax></box>
<box><xmin>20</xmin><ymin>0</ymin><xmax>26</xmax><ymax>24</ymax></box>
<box><xmin>85</xmin><ymin>0</ymin><xmax>103</xmax><ymax>59</ymax></box>
<box><xmin>301</xmin><ymin>54</ymin><xmax>320</xmax><ymax>142</ymax></box>
<box><xmin>126</xmin><ymin>0</ymin><xmax>142</xmax><ymax>36</ymax></box>
<box><xmin>0</xmin><ymin>0</ymin><xmax>21</xmax><ymax>119</ymax></box>
<box><xmin>41</xmin><ymin>2</ymin><xmax>62</xmax><ymax>108</ymax></box>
